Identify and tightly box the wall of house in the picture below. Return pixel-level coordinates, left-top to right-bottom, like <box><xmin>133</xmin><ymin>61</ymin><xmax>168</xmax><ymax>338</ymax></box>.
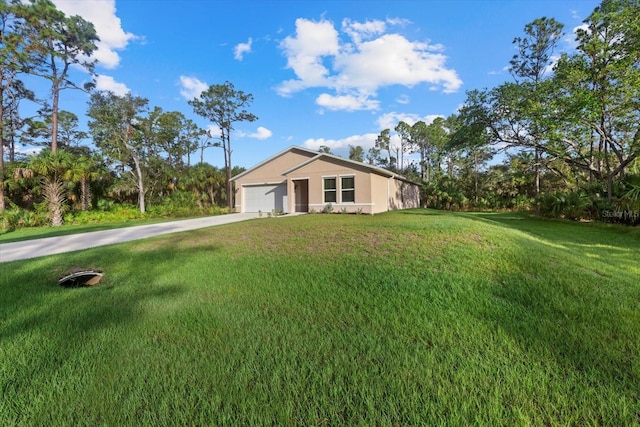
<box><xmin>370</xmin><ymin>174</ymin><xmax>391</xmax><ymax>214</ymax></box>
<box><xmin>286</xmin><ymin>157</ymin><xmax>376</xmax><ymax>214</ymax></box>
<box><xmin>388</xmin><ymin>178</ymin><xmax>420</xmax><ymax>210</ymax></box>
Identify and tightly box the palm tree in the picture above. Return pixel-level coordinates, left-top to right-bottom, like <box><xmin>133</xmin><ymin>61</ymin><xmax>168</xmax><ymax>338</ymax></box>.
<box><xmin>181</xmin><ymin>163</ymin><xmax>225</xmax><ymax>207</ymax></box>
<box><xmin>64</xmin><ymin>154</ymin><xmax>100</xmax><ymax>211</ymax></box>
<box><xmin>27</xmin><ymin>150</ymin><xmax>73</xmax><ymax>226</ymax></box>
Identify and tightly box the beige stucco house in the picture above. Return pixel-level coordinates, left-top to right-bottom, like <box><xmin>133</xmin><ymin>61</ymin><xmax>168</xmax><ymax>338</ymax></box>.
<box><xmin>231</xmin><ymin>146</ymin><xmax>420</xmax><ymax>215</ymax></box>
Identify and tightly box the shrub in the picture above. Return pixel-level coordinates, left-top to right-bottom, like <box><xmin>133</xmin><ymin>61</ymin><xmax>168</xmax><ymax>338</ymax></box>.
<box><xmin>322</xmin><ymin>203</ymin><xmax>334</xmax><ymax>214</ymax></box>
<box><xmin>65</xmin><ymin>204</ymin><xmax>143</xmax><ymax>225</ymax></box>
<box><xmin>0</xmin><ymin>206</ymin><xmax>47</xmax><ymax>231</ymax></box>
<box><xmin>540</xmin><ymin>191</ymin><xmax>591</xmax><ymax>220</ymax></box>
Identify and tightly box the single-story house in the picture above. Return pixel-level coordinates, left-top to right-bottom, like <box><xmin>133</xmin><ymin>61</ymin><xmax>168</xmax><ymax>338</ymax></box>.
<box><xmin>231</xmin><ymin>146</ymin><xmax>420</xmax><ymax>215</ymax></box>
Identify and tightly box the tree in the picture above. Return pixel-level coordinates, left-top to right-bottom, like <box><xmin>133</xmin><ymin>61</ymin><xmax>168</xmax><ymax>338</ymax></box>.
<box><xmin>318</xmin><ymin>145</ymin><xmax>332</xmax><ymax>154</ymax></box>
<box><xmin>197</xmin><ymin>128</ymin><xmax>216</xmax><ymax>165</ymax></box>
<box><xmin>63</xmin><ymin>153</ymin><xmax>100</xmax><ymax>211</ymax></box>
<box><xmin>509</xmin><ymin>16</ymin><xmax>564</xmax><ymax>214</ymax></box>
<box><xmin>448</xmin><ymin>106</ymin><xmax>495</xmax><ymax>205</ymax></box>
<box><xmin>135</xmin><ymin>107</ymin><xmax>197</xmax><ymax>200</ymax></box>
<box><xmin>189</xmin><ymin>81</ymin><xmax>257</xmax><ymax>212</ymax></box>
<box><xmin>414</xmin><ymin>119</ymin><xmax>448</xmax><ymax>183</ymax></box>
<box><xmin>348</xmin><ymin>145</ymin><xmax>364</xmax><ymax>162</ymax></box>
<box><xmin>551</xmin><ymin>0</ymin><xmax>640</xmax><ymax>201</ymax></box>
<box><xmin>178</xmin><ymin>118</ymin><xmax>203</xmax><ymax>167</ymax></box>
<box><xmin>1</xmin><ymin>79</ymin><xmax>34</xmax><ymax>164</ymax></box>
<box><xmin>23</xmin><ymin>109</ymin><xmax>86</xmax><ymax>148</ymax></box>
<box><xmin>368</xmin><ymin>128</ymin><xmax>393</xmax><ymax>169</ymax></box>
<box><xmin>394</xmin><ymin>121</ymin><xmax>414</xmax><ymax>171</ymax></box>
<box><xmin>1</xmin><ymin>0</ymin><xmax>37</xmax><ymax>212</ymax></box>
<box><xmin>88</xmin><ymin>91</ymin><xmax>150</xmax><ymax>213</ymax></box>
<box><xmin>181</xmin><ymin>163</ymin><xmax>225</xmax><ymax>207</ymax></box>
<box><xmin>23</xmin><ymin>0</ymin><xmax>98</xmax><ymax>153</ymax></box>
<box><xmin>56</xmin><ymin>110</ymin><xmax>87</xmax><ymax>148</ymax></box>
<box><xmin>26</xmin><ymin>149</ymin><xmax>72</xmax><ymax>226</ymax></box>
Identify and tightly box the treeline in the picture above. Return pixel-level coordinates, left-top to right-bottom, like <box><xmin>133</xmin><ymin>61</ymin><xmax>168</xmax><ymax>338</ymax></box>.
<box><xmin>348</xmin><ymin>0</ymin><xmax>639</xmax><ymax>225</ymax></box>
<box><xmin>1</xmin><ymin>0</ymin><xmax>254</xmax><ymax>229</ymax></box>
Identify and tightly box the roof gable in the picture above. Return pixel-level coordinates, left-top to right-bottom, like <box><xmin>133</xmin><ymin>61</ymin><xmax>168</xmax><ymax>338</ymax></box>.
<box><xmin>230</xmin><ymin>146</ymin><xmax>318</xmax><ymax>181</ymax></box>
<box><xmin>282</xmin><ymin>152</ymin><xmax>418</xmax><ymax>184</ymax></box>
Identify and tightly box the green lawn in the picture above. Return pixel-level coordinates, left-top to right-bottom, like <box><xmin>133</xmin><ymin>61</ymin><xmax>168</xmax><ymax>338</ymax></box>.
<box><xmin>1</xmin><ymin>210</ymin><xmax>638</xmax><ymax>425</ymax></box>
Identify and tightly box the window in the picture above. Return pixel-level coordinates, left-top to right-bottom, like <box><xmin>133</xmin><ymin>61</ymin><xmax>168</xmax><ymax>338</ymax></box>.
<box><xmin>323</xmin><ymin>177</ymin><xmax>337</xmax><ymax>203</ymax></box>
<box><xmin>341</xmin><ymin>176</ymin><xmax>355</xmax><ymax>203</ymax></box>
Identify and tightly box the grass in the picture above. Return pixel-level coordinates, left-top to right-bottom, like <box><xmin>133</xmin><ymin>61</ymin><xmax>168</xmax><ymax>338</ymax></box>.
<box><xmin>1</xmin><ymin>210</ymin><xmax>639</xmax><ymax>425</ymax></box>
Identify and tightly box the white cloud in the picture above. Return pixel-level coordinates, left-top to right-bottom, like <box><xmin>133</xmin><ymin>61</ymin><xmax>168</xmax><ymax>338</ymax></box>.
<box><xmin>206</xmin><ymin>125</ymin><xmax>222</xmax><ymax>139</ymax></box>
<box><xmin>277</xmin><ymin>17</ymin><xmax>462</xmax><ymax>110</ymax></box>
<box><xmin>303</xmin><ymin>133</ymin><xmax>379</xmax><ymax>151</ymax></box>
<box><xmin>278</xmin><ymin>18</ymin><xmax>340</xmax><ymax>96</ymax></box>
<box><xmin>179</xmin><ymin>75</ymin><xmax>208</xmax><ymax>100</ymax></box>
<box><xmin>386</xmin><ymin>17</ymin><xmax>412</xmax><ymax>27</ymax></box>
<box><xmin>234</xmin><ymin>38</ymin><xmax>253</xmax><ymax>60</ymax></box>
<box><xmin>333</xmin><ymin>34</ymin><xmax>461</xmax><ymax>93</ymax></box>
<box><xmin>237</xmin><ymin>126</ymin><xmax>272</xmax><ymax>139</ymax></box>
<box><xmin>248</xmin><ymin>126</ymin><xmax>273</xmax><ymax>140</ymax></box>
<box><xmin>52</xmin><ymin>0</ymin><xmax>137</xmax><ymax>69</ymax></box>
<box><xmin>94</xmin><ymin>74</ymin><xmax>129</xmax><ymax>96</ymax></box>
<box><xmin>316</xmin><ymin>93</ymin><xmax>379</xmax><ymax>111</ymax></box>
<box><xmin>396</xmin><ymin>94</ymin><xmax>410</xmax><ymax>104</ymax></box>
<box><xmin>342</xmin><ymin>18</ymin><xmax>386</xmax><ymax>44</ymax></box>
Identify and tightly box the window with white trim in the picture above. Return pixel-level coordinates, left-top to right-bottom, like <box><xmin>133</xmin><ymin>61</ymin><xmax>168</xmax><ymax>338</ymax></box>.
<box><xmin>323</xmin><ymin>177</ymin><xmax>337</xmax><ymax>203</ymax></box>
<box><xmin>341</xmin><ymin>176</ymin><xmax>355</xmax><ymax>203</ymax></box>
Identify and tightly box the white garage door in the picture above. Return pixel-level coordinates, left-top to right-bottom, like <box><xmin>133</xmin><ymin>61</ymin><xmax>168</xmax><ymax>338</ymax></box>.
<box><xmin>243</xmin><ymin>183</ymin><xmax>287</xmax><ymax>212</ymax></box>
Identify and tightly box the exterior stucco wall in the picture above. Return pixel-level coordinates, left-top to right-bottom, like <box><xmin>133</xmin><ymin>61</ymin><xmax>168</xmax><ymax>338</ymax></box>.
<box><xmin>388</xmin><ymin>178</ymin><xmax>420</xmax><ymax>210</ymax></box>
<box><xmin>286</xmin><ymin>157</ymin><xmax>376</xmax><ymax>214</ymax></box>
<box><xmin>370</xmin><ymin>174</ymin><xmax>391</xmax><ymax>214</ymax></box>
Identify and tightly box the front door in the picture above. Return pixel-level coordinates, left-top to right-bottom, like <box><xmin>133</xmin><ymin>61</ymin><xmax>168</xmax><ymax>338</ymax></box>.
<box><xmin>294</xmin><ymin>180</ymin><xmax>309</xmax><ymax>212</ymax></box>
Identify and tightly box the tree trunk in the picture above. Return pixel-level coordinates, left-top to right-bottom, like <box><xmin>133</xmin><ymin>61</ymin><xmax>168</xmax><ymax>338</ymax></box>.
<box><xmin>604</xmin><ymin>138</ymin><xmax>612</xmax><ymax>202</ymax></box>
<box><xmin>133</xmin><ymin>154</ymin><xmax>145</xmax><ymax>214</ymax></box>
<box><xmin>420</xmin><ymin>145</ymin><xmax>425</xmax><ymax>182</ymax></box>
<box><xmin>44</xmin><ymin>178</ymin><xmax>65</xmax><ymax>226</ymax></box>
<box><xmin>9</xmin><ymin>131</ymin><xmax>15</xmax><ymax>162</ymax></box>
<box><xmin>535</xmin><ymin>145</ymin><xmax>541</xmax><ymax>216</ymax></box>
<box><xmin>226</xmin><ymin>143</ymin><xmax>233</xmax><ymax>212</ymax></box>
<box><xmin>448</xmin><ymin>156</ymin><xmax>454</xmax><ymax>179</ymax></box>
<box><xmin>81</xmin><ymin>175</ymin><xmax>90</xmax><ymax>211</ymax></box>
<box><xmin>51</xmin><ymin>82</ymin><xmax>60</xmax><ymax>153</ymax></box>
<box><xmin>474</xmin><ymin>151</ymin><xmax>479</xmax><ymax>204</ymax></box>
<box><xmin>589</xmin><ymin>131</ymin><xmax>595</xmax><ymax>184</ymax></box>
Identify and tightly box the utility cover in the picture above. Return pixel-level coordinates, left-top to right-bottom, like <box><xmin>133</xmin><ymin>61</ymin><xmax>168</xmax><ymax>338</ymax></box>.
<box><xmin>58</xmin><ymin>269</ymin><xmax>103</xmax><ymax>287</ymax></box>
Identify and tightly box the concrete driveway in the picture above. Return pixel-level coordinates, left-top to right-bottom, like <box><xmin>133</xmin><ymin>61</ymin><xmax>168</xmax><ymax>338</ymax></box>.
<box><xmin>0</xmin><ymin>213</ymin><xmax>259</xmax><ymax>263</ymax></box>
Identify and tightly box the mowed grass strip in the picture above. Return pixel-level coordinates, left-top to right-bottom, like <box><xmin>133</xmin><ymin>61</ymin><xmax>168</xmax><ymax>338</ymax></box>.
<box><xmin>1</xmin><ymin>210</ymin><xmax>638</xmax><ymax>425</ymax></box>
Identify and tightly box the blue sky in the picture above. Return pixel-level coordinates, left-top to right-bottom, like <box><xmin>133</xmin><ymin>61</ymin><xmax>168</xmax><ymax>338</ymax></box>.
<box><xmin>45</xmin><ymin>0</ymin><xmax>600</xmax><ymax>169</ymax></box>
